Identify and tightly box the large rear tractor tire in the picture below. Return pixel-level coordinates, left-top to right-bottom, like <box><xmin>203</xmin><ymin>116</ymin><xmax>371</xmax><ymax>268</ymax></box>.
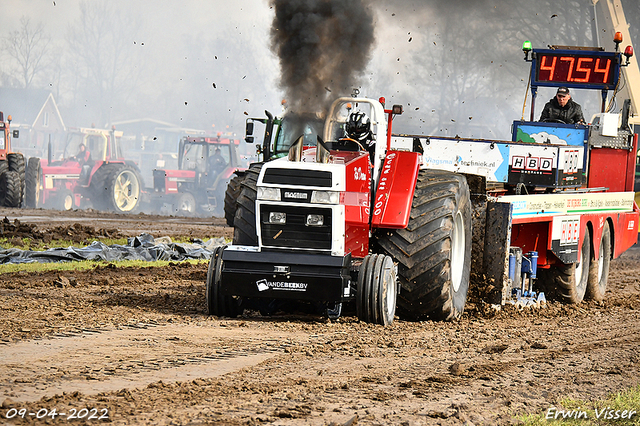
<box><xmin>8</xmin><ymin>153</ymin><xmax>25</xmax><ymax>206</ymax></box>
<box><xmin>103</xmin><ymin>165</ymin><xmax>143</xmax><ymax>213</ymax></box>
<box><xmin>25</xmin><ymin>157</ymin><xmax>43</xmax><ymax>208</ymax></box>
<box><xmin>206</xmin><ymin>245</ymin><xmax>241</xmax><ymax>317</ymax></box>
<box><xmin>233</xmin><ymin>163</ymin><xmax>263</xmax><ymax>245</ymax></box>
<box><xmin>0</xmin><ymin>170</ymin><xmax>22</xmax><ymax>207</ymax></box>
<box><xmin>375</xmin><ymin>169</ymin><xmax>472</xmax><ymax>321</ymax></box>
<box><xmin>540</xmin><ymin>226</ymin><xmax>591</xmax><ymax>304</ymax></box>
<box><xmin>356</xmin><ymin>254</ymin><xmax>398</xmax><ymax>325</ymax></box>
<box><xmin>224</xmin><ymin>173</ymin><xmax>244</xmax><ymax>227</ymax></box>
<box><xmin>586</xmin><ymin>222</ymin><xmax>611</xmax><ymax>302</ymax></box>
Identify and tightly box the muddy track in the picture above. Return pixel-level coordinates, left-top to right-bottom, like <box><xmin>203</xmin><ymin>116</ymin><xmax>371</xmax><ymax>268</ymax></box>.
<box><xmin>0</xmin><ymin>208</ymin><xmax>639</xmax><ymax>425</ymax></box>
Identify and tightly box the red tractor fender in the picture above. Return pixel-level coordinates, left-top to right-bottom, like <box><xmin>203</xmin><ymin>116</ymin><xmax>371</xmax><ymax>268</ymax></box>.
<box><xmin>371</xmin><ymin>150</ymin><xmax>421</xmax><ymax>229</ymax></box>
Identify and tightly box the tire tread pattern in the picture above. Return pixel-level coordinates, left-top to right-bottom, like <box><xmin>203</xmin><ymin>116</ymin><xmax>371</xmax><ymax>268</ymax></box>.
<box><xmin>375</xmin><ymin>169</ymin><xmax>471</xmax><ymax>321</ymax></box>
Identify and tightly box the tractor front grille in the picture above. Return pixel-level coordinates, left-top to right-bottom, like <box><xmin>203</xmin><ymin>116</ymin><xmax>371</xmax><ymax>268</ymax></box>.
<box><xmin>260</xmin><ymin>204</ymin><xmax>332</xmax><ymax>250</ymax></box>
<box><xmin>262</xmin><ymin>168</ymin><xmax>332</xmax><ymax>187</ymax></box>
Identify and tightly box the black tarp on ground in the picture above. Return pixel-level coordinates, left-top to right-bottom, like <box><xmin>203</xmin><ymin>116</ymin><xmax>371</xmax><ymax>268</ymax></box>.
<box><xmin>0</xmin><ymin>233</ymin><xmax>226</xmax><ymax>264</ymax></box>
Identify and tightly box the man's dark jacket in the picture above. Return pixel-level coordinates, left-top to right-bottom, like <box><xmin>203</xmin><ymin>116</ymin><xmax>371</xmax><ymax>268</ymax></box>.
<box><xmin>539</xmin><ymin>97</ymin><xmax>585</xmax><ymax>124</ymax></box>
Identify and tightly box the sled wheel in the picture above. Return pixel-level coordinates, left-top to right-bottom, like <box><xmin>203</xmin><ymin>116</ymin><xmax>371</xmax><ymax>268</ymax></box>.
<box><xmin>374</xmin><ymin>169</ymin><xmax>472</xmax><ymax>321</ymax></box>
<box><xmin>547</xmin><ymin>226</ymin><xmax>591</xmax><ymax>304</ymax></box>
<box><xmin>233</xmin><ymin>163</ymin><xmax>263</xmax><ymax>245</ymax></box>
<box><xmin>25</xmin><ymin>157</ymin><xmax>43</xmax><ymax>208</ymax></box>
<box><xmin>174</xmin><ymin>192</ymin><xmax>197</xmax><ymax>216</ymax></box>
<box><xmin>586</xmin><ymin>222</ymin><xmax>611</xmax><ymax>301</ymax></box>
<box><xmin>223</xmin><ymin>174</ymin><xmax>243</xmax><ymax>226</ymax></box>
<box><xmin>356</xmin><ymin>254</ymin><xmax>397</xmax><ymax>325</ymax></box>
<box><xmin>206</xmin><ymin>245</ymin><xmax>240</xmax><ymax>317</ymax></box>
<box><xmin>0</xmin><ymin>170</ymin><xmax>22</xmax><ymax>207</ymax></box>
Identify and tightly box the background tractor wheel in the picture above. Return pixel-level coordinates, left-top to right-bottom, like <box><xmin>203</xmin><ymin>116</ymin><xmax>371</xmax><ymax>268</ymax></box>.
<box><xmin>0</xmin><ymin>170</ymin><xmax>23</xmax><ymax>207</ymax></box>
<box><xmin>89</xmin><ymin>164</ymin><xmax>118</xmax><ymax>211</ymax></box>
<box><xmin>233</xmin><ymin>163</ymin><xmax>263</xmax><ymax>245</ymax></box>
<box><xmin>224</xmin><ymin>174</ymin><xmax>244</xmax><ymax>227</ymax></box>
<box><xmin>103</xmin><ymin>166</ymin><xmax>142</xmax><ymax>213</ymax></box>
<box><xmin>356</xmin><ymin>254</ymin><xmax>397</xmax><ymax>325</ymax></box>
<box><xmin>7</xmin><ymin>153</ymin><xmax>25</xmax><ymax>206</ymax></box>
<box><xmin>375</xmin><ymin>169</ymin><xmax>472</xmax><ymax>321</ymax></box>
<box><xmin>25</xmin><ymin>157</ymin><xmax>43</xmax><ymax>208</ymax></box>
<box><xmin>539</xmin><ymin>226</ymin><xmax>591</xmax><ymax>304</ymax></box>
<box><xmin>55</xmin><ymin>188</ymin><xmax>74</xmax><ymax>211</ymax></box>
<box><xmin>173</xmin><ymin>192</ymin><xmax>197</xmax><ymax>216</ymax></box>
<box><xmin>206</xmin><ymin>245</ymin><xmax>241</xmax><ymax>317</ymax></box>
<box><xmin>586</xmin><ymin>222</ymin><xmax>612</xmax><ymax>301</ymax></box>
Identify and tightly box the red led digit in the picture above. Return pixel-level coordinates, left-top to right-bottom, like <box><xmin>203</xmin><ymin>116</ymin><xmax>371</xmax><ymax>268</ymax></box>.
<box><xmin>539</xmin><ymin>55</ymin><xmax>557</xmax><ymax>81</ymax></box>
<box><xmin>594</xmin><ymin>58</ymin><xmax>611</xmax><ymax>83</ymax></box>
<box><xmin>560</xmin><ymin>56</ymin><xmax>576</xmax><ymax>81</ymax></box>
<box><xmin>573</xmin><ymin>57</ymin><xmax>593</xmax><ymax>82</ymax></box>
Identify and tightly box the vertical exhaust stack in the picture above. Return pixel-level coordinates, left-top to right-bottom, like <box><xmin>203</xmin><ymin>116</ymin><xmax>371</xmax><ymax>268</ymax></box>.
<box><xmin>288</xmin><ymin>135</ymin><xmax>304</xmax><ymax>162</ymax></box>
<box><xmin>270</xmin><ymin>0</ymin><xmax>375</xmax><ymax>116</ymax></box>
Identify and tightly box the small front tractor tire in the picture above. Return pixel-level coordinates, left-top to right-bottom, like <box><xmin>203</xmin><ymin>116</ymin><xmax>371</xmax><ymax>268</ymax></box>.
<box><xmin>174</xmin><ymin>192</ymin><xmax>197</xmax><ymax>216</ymax></box>
<box><xmin>56</xmin><ymin>188</ymin><xmax>74</xmax><ymax>211</ymax></box>
<box><xmin>356</xmin><ymin>254</ymin><xmax>397</xmax><ymax>325</ymax></box>
<box><xmin>206</xmin><ymin>245</ymin><xmax>241</xmax><ymax>317</ymax></box>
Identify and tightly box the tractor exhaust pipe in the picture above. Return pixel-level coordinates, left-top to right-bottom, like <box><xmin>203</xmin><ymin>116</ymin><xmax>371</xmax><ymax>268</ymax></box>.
<box><xmin>288</xmin><ymin>135</ymin><xmax>304</xmax><ymax>162</ymax></box>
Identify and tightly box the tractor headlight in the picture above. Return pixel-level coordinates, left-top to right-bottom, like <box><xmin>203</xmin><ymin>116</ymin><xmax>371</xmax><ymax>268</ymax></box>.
<box><xmin>257</xmin><ymin>187</ymin><xmax>280</xmax><ymax>201</ymax></box>
<box><xmin>269</xmin><ymin>212</ymin><xmax>287</xmax><ymax>224</ymax></box>
<box><xmin>306</xmin><ymin>214</ymin><xmax>324</xmax><ymax>226</ymax></box>
<box><xmin>311</xmin><ymin>190</ymin><xmax>339</xmax><ymax>204</ymax></box>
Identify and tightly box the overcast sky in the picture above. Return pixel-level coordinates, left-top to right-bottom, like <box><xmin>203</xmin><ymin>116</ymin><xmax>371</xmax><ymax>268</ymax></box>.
<box><xmin>2</xmin><ymin>0</ymin><xmax>639</xmax><ymax>139</ymax></box>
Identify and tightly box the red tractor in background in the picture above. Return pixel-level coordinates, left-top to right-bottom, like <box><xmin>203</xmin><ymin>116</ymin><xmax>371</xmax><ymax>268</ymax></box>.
<box><xmin>151</xmin><ymin>135</ymin><xmax>245</xmax><ymax>216</ymax></box>
<box><xmin>25</xmin><ymin>127</ymin><xmax>144</xmax><ymax>213</ymax></box>
<box><xmin>0</xmin><ymin>112</ymin><xmax>26</xmax><ymax>208</ymax></box>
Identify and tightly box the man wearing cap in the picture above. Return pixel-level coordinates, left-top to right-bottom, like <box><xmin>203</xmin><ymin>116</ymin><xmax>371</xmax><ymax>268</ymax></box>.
<box><xmin>540</xmin><ymin>87</ymin><xmax>585</xmax><ymax>124</ymax></box>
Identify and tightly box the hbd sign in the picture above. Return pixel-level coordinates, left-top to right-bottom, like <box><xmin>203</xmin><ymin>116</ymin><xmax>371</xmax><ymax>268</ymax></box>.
<box><xmin>511</xmin><ymin>156</ymin><xmax>554</xmax><ymax>172</ymax></box>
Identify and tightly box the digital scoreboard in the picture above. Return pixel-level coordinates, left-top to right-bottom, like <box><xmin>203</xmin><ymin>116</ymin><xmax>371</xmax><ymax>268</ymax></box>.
<box><xmin>532</xmin><ymin>49</ymin><xmax>621</xmax><ymax>90</ymax></box>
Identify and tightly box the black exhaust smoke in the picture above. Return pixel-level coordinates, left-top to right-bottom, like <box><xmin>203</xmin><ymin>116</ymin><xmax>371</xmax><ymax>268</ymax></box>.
<box><xmin>270</xmin><ymin>0</ymin><xmax>375</xmax><ymax>114</ymax></box>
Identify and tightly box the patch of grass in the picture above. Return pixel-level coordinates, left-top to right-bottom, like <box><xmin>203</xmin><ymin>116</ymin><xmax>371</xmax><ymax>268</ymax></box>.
<box><xmin>519</xmin><ymin>385</ymin><xmax>640</xmax><ymax>425</ymax></box>
<box><xmin>0</xmin><ymin>258</ymin><xmax>209</xmax><ymax>275</ymax></box>
<box><xmin>0</xmin><ymin>237</ymin><xmax>130</xmax><ymax>251</ymax></box>
<box><xmin>0</xmin><ymin>236</ymin><xmax>219</xmax><ymax>251</ymax></box>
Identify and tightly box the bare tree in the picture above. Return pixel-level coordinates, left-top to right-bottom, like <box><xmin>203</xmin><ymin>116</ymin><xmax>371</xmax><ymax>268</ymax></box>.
<box><xmin>2</xmin><ymin>16</ymin><xmax>51</xmax><ymax>89</ymax></box>
<box><xmin>66</xmin><ymin>0</ymin><xmax>142</xmax><ymax>126</ymax></box>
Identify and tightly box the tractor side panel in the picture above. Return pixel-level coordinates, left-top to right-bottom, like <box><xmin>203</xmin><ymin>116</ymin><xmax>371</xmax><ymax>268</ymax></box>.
<box><xmin>344</xmin><ymin>154</ymin><xmax>371</xmax><ymax>258</ymax></box>
<box><xmin>371</xmin><ymin>150</ymin><xmax>420</xmax><ymax>229</ymax></box>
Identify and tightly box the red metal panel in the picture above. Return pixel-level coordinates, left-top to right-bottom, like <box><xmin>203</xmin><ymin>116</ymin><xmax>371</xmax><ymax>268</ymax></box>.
<box><xmin>587</xmin><ymin>139</ymin><xmax>637</xmax><ymax>192</ymax></box>
<box><xmin>343</xmin><ymin>154</ymin><xmax>371</xmax><ymax>258</ymax></box>
<box><xmin>371</xmin><ymin>151</ymin><xmax>420</xmax><ymax>229</ymax></box>
<box><xmin>163</xmin><ymin>170</ymin><xmax>196</xmax><ymax>179</ymax></box>
<box><xmin>511</xmin><ymin>222</ymin><xmax>551</xmax><ymax>266</ymax></box>
<box><xmin>614</xmin><ymin>209</ymin><xmax>640</xmax><ymax>258</ymax></box>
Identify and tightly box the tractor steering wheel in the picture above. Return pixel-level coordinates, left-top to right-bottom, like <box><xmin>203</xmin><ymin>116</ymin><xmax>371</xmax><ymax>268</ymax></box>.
<box><xmin>541</xmin><ymin>118</ymin><xmax>569</xmax><ymax>124</ymax></box>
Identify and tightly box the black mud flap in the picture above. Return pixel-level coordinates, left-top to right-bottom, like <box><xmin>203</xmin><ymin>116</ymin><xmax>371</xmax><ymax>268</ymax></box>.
<box><xmin>220</xmin><ymin>247</ymin><xmax>352</xmax><ymax>303</ymax></box>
